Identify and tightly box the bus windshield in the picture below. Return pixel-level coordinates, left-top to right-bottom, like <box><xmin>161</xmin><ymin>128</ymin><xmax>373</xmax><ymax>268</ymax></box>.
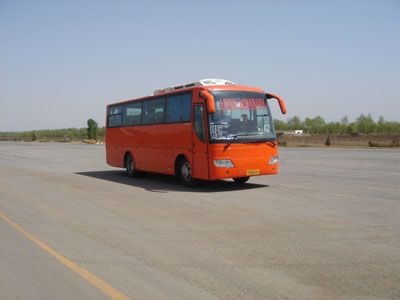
<box><xmin>209</xmin><ymin>91</ymin><xmax>276</xmax><ymax>142</ymax></box>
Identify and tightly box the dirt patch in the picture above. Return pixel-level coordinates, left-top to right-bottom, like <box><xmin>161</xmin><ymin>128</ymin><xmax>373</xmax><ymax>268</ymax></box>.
<box><xmin>278</xmin><ymin>134</ymin><xmax>400</xmax><ymax>148</ymax></box>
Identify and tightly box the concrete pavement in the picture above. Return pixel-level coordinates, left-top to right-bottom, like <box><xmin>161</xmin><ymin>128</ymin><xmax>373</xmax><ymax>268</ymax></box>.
<box><xmin>0</xmin><ymin>142</ymin><xmax>399</xmax><ymax>299</ymax></box>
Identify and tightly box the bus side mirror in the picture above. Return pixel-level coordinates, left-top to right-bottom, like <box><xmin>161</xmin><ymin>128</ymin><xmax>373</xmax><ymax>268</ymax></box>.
<box><xmin>266</xmin><ymin>93</ymin><xmax>287</xmax><ymax>114</ymax></box>
<box><xmin>199</xmin><ymin>91</ymin><xmax>216</xmax><ymax>114</ymax></box>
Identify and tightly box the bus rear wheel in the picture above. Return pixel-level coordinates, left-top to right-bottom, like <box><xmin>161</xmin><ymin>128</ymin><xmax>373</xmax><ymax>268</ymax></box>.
<box><xmin>177</xmin><ymin>158</ymin><xmax>196</xmax><ymax>186</ymax></box>
<box><xmin>125</xmin><ymin>153</ymin><xmax>140</xmax><ymax>177</ymax></box>
<box><xmin>233</xmin><ymin>177</ymin><xmax>250</xmax><ymax>184</ymax></box>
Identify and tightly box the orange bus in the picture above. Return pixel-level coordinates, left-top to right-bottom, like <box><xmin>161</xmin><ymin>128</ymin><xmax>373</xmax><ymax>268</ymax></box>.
<box><xmin>106</xmin><ymin>79</ymin><xmax>287</xmax><ymax>185</ymax></box>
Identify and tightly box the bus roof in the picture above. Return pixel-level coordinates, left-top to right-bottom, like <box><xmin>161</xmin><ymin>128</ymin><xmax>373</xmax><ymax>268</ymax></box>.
<box><xmin>107</xmin><ymin>79</ymin><xmax>265</xmax><ymax>107</ymax></box>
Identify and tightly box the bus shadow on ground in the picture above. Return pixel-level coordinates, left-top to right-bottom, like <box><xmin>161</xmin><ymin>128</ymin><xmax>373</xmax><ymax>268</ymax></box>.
<box><xmin>75</xmin><ymin>170</ymin><xmax>268</xmax><ymax>193</ymax></box>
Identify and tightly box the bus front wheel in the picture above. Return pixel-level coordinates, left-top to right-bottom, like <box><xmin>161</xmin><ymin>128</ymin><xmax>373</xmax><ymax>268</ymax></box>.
<box><xmin>125</xmin><ymin>153</ymin><xmax>140</xmax><ymax>177</ymax></box>
<box><xmin>178</xmin><ymin>158</ymin><xmax>196</xmax><ymax>186</ymax></box>
<box><xmin>233</xmin><ymin>177</ymin><xmax>250</xmax><ymax>184</ymax></box>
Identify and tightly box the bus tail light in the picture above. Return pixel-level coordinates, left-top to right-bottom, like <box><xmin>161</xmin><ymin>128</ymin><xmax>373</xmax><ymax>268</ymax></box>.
<box><xmin>269</xmin><ymin>156</ymin><xmax>278</xmax><ymax>165</ymax></box>
<box><xmin>214</xmin><ymin>159</ymin><xmax>234</xmax><ymax>168</ymax></box>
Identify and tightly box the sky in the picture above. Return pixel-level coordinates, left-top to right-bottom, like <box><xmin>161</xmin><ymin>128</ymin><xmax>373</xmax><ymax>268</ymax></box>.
<box><xmin>0</xmin><ymin>0</ymin><xmax>399</xmax><ymax>131</ymax></box>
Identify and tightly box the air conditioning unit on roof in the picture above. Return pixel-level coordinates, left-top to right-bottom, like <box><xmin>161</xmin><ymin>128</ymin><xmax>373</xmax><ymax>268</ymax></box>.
<box><xmin>153</xmin><ymin>79</ymin><xmax>236</xmax><ymax>95</ymax></box>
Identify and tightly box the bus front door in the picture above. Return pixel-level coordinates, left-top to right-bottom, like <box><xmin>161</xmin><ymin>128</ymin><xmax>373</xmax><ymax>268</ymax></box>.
<box><xmin>192</xmin><ymin>104</ymin><xmax>209</xmax><ymax>180</ymax></box>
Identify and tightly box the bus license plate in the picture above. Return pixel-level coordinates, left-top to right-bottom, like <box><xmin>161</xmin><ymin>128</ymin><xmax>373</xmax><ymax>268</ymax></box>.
<box><xmin>246</xmin><ymin>169</ymin><xmax>260</xmax><ymax>176</ymax></box>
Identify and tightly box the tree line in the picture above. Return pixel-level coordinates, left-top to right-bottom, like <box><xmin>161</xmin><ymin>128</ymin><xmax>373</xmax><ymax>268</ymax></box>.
<box><xmin>1</xmin><ymin>114</ymin><xmax>399</xmax><ymax>142</ymax></box>
<box><xmin>0</xmin><ymin>119</ymin><xmax>104</xmax><ymax>141</ymax></box>
<box><xmin>274</xmin><ymin>114</ymin><xmax>400</xmax><ymax>134</ymax></box>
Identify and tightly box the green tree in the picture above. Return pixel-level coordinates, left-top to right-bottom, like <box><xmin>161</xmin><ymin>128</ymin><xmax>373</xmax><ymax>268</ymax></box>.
<box><xmin>287</xmin><ymin>116</ymin><xmax>302</xmax><ymax>130</ymax></box>
<box><xmin>304</xmin><ymin>117</ymin><xmax>313</xmax><ymax>133</ymax></box>
<box><xmin>341</xmin><ymin>116</ymin><xmax>349</xmax><ymax>125</ymax></box>
<box><xmin>32</xmin><ymin>131</ymin><xmax>37</xmax><ymax>141</ymax></box>
<box><xmin>335</xmin><ymin>117</ymin><xmax>349</xmax><ymax>134</ymax></box>
<box><xmin>346</xmin><ymin>122</ymin><xmax>358</xmax><ymax>134</ymax></box>
<box><xmin>325</xmin><ymin>122</ymin><xmax>342</xmax><ymax>134</ymax></box>
<box><xmin>377</xmin><ymin>116</ymin><xmax>385</xmax><ymax>133</ymax></box>
<box><xmin>304</xmin><ymin>116</ymin><xmax>325</xmax><ymax>134</ymax></box>
<box><xmin>356</xmin><ymin>114</ymin><xmax>375</xmax><ymax>134</ymax></box>
<box><xmin>273</xmin><ymin>119</ymin><xmax>287</xmax><ymax>131</ymax></box>
<box><xmin>87</xmin><ymin>119</ymin><xmax>98</xmax><ymax>140</ymax></box>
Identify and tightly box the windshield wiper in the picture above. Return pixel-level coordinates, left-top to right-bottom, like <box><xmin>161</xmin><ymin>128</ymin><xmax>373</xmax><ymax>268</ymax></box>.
<box><xmin>230</xmin><ymin>133</ymin><xmax>263</xmax><ymax>138</ymax></box>
<box><xmin>223</xmin><ymin>133</ymin><xmax>265</xmax><ymax>149</ymax></box>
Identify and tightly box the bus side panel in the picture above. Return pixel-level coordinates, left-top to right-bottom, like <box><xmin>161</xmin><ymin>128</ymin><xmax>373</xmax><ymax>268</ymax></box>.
<box><xmin>106</xmin><ymin>128</ymin><xmax>125</xmax><ymax>168</ymax></box>
<box><xmin>115</xmin><ymin>123</ymin><xmax>192</xmax><ymax>174</ymax></box>
<box><xmin>119</xmin><ymin>126</ymin><xmax>141</xmax><ymax>169</ymax></box>
<box><xmin>139</xmin><ymin>123</ymin><xmax>192</xmax><ymax>174</ymax></box>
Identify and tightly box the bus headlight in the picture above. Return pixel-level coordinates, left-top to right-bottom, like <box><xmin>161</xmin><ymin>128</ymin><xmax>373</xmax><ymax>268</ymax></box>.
<box><xmin>214</xmin><ymin>159</ymin><xmax>234</xmax><ymax>168</ymax></box>
<box><xmin>268</xmin><ymin>156</ymin><xmax>278</xmax><ymax>165</ymax></box>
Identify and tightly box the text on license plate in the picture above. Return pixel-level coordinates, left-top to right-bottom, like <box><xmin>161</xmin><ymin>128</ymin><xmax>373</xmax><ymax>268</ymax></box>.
<box><xmin>246</xmin><ymin>169</ymin><xmax>260</xmax><ymax>176</ymax></box>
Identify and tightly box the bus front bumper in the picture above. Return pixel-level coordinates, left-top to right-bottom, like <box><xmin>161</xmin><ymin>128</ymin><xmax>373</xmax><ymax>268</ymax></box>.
<box><xmin>209</xmin><ymin>160</ymin><xmax>278</xmax><ymax>180</ymax></box>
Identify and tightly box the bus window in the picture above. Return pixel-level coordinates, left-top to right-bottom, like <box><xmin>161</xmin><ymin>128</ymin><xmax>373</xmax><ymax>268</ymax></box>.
<box><xmin>166</xmin><ymin>95</ymin><xmax>181</xmax><ymax>123</ymax></box>
<box><xmin>142</xmin><ymin>98</ymin><xmax>165</xmax><ymax>125</ymax></box>
<box><xmin>123</xmin><ymin>102</ymin><xmax>142</xmax><ymax>126</ymax></box>
<box><xmin>209</xmin><ymin>91</ymin><xmax>275</xmax><ymax>141</ymax></box>
<box><xmin>166</xmin><ymin>92</ymin><xmax>191</xmax><ymax>123</ymax></box>
<box><xmin>181</xmin><ymin>93</ymin><xmax>191</xmax><ymax>122</ymax></box>
<box><xmin>194</xmin><ymin>105</ymin><xmax>205</xmax><ymax>142</ymax></box>
<box><xmin>108</xmin><ymin>106</ymin><xmax>123</xmax><ymax>127</ymax></box>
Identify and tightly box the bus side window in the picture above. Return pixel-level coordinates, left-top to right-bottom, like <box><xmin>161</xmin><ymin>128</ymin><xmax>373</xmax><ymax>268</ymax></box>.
<box><xmin>194</xmin><ymin>106</ymin><xmax>205</xmax><ymax>142</ymax></box>
<box><xmin>166</xmin><ymin>95</ymin><xmax>181</xmax><ymax>123</ymax></box>
<box><xmin>142</xmin><ymin>98</ymin><xmax>165</xmax><ymax>125</ymax></box>
<box><xmin>108</xmin><ymin>106</ymin><xmax>122</xmax><ymax>128</ymax></box>
<box><xmin>181</xmin><ymin>93</ymin><xmax>191</xmax><ymax>122</ymax></box>
<box><xmin>166</xmin><ymin>92</ymin><xmax>192</xmax><ymax>123</ymax></box>
<box><xmin>123</xmin><ymin>102</ymin><xmax>142</xmax><ymax>126</ymax></box>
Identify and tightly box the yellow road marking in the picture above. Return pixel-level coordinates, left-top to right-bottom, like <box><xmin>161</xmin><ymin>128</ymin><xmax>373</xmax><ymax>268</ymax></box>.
<box><xmin>0</xmin><ymin>210</ymin><xmax>131</xmax><ymax>300</ymax></box>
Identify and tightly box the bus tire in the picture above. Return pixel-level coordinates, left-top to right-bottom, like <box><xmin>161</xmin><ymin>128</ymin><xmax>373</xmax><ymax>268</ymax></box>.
<box><xmin>177</xmin><ymin>157</ymin><xmax>196</xmax><ymax>186</ymax></box>
<box><xmin>124</xmin><ymin>153</ymin><xmax>140</xmax><ymax>178</ymax></box>
<box><xmin>233</xmin><ymin>177</ymin><xmax>250</xmax><ymax>184</ymax></box>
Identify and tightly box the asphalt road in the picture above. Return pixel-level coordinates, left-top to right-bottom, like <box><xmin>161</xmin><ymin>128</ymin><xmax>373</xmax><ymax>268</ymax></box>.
<box><xmin>0</xmin><ymin>142</ymin><xmax>399</xmax><ymax>299</ymax></box>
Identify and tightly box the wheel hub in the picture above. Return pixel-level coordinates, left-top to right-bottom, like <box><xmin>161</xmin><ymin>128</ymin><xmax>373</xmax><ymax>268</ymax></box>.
<box><xmin>181</xmin><ymin>162</ymin><xmax>191</xmax><ymax>180</ymax></box>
